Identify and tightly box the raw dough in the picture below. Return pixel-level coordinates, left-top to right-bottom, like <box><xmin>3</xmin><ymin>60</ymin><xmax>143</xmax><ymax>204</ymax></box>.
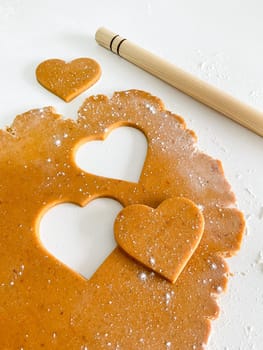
<box><xmin>115</xmin><ymin>197</ymin><xmax>204</xmax><ymax>283</ymax></box>
<box><xmin>0</xmin><ymin>90</ymin><xmax>245</xmax><ymax>349</ymax></box>
<box><xmin>36</xmin><ymin>58</ymin><xmax>101</xmax><ymax>102</ymax></box>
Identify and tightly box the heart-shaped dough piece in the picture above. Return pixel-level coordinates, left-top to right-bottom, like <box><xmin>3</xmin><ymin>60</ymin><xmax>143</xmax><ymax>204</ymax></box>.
<box><xmin>114</xmin><ymin>197</ymin><xmax>204</xmax><ymax>283</ymax></box>
<box><xmin>36</xmin><ymin>58</ymin><xmax>101</xmax><ymax>102</ymax></box>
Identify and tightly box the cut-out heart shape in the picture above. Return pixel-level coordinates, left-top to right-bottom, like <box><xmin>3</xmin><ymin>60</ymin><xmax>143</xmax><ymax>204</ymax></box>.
<box><xmin>75</xmin><ymin>126</ymin><xmax>148</xmax><ymax>182</ymax></box>
<box><xmin>36</xmin><ymin>57</ymin><xmax>101</xmax><ymax>102</ymax></box>
<box><xmin>114</xmin><ymin>197</ymin><xmax>204</xmax><ymax>283</ymax></box>
<box><xmin>39</xmin><ymin>198</ymin><xmax>123</xmax><ymax>279</ymax></box>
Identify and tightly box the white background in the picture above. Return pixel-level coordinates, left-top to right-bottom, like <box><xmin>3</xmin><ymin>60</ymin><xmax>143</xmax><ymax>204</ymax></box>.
<box><xmin>0</xmin><ymin>0</ymin><xmax>263</xmax><ymax>349</ymax></box>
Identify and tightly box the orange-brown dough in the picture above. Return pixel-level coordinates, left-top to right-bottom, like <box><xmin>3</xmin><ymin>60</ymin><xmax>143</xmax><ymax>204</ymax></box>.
<box><xmin>36</xmin><ymin>58</ymin><xmax>101</xmax><ymax>102</ymax></box>
<box><xmin>115</xmin><ymin>197</ymin><xmax>204</xmax><ymax>283</ymax></box>
<box><xmin>0</xmin><ymin>90</ymin><xmax>245</xmax><ymax>349</ymax></box>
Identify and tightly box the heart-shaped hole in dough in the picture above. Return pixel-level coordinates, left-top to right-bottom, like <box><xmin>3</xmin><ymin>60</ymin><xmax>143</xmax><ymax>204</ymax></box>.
<box><xmin>75</xmin><ymin>126</ymin><xmax>147</xmax><ymax>182</ymax></box>
<box><xmin>38</xmin><ymin>198</ymin><xmax>123</xmax><ymax>279</ymax></box>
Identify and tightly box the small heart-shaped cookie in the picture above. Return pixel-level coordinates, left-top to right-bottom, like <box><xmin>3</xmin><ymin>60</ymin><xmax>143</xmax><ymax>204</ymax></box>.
<box><xmin>114</xmin><ymin>197</ymin><xmax>204</xmax><ymax>283</ymax></box>
<box><xmin>36</xmin><ymin>58</ymin><xmax>101</xmax><ymax>102</ymax></box>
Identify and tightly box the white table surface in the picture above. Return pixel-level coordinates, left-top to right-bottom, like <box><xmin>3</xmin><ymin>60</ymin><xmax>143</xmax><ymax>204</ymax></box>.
<box><xmin>1</xmin><ymin>0</ymin><xmax>263</xmax><ymax>349</ymax></box>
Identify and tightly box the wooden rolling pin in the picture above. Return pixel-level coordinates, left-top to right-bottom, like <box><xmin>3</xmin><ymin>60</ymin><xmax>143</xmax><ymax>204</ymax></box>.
<box><xmin>95</xmin><ymin>27</ymin><xmax>263</xmax><ymax>137</ymax></box>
